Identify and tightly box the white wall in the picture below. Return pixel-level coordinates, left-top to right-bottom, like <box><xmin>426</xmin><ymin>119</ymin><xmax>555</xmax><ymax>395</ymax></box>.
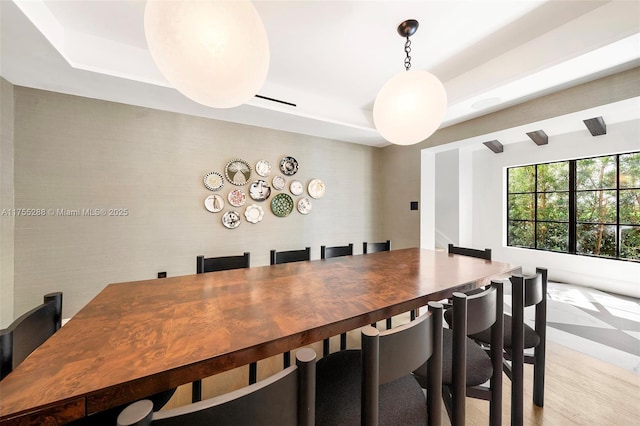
<box><xmin>471</xmin><ymin>119</ymin><xmax>639</xmax><ymax>297</ymax></box>
<box><xmin>435</xmin><ymin>150</ymin><xmax>459</xmax><ymax>246</ymax></box>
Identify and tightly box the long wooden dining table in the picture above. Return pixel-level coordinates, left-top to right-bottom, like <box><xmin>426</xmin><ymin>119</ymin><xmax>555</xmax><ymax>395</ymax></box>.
<box><xmin>0</xmin><ymin>248</ymin><xmax>520</xmax><ymax>425</ymax></box>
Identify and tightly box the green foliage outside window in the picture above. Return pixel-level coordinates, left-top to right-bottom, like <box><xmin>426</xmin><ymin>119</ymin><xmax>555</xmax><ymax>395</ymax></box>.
<box><xmin>507</xmin><ymin>151</ymin><xmax>639</xmax><ymax>261</ymax></box>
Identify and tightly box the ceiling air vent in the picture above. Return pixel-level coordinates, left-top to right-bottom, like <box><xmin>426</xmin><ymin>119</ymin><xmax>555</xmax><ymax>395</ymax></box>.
<box><xmin>255</xmin><ymin>94</ymin><xmax>297</xmax><ymax>107</ymax></box>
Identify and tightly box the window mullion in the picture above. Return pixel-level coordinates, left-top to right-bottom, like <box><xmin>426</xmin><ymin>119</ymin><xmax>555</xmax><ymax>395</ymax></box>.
<box><xmin>616</xmin><ymin>154</ymin><xmax>620</xmax><ymax>258</ymax></box>
<box><xmin>569</xmin><ymin>160</ymin><xmax>576</xmax><ymax>253</ymax></box>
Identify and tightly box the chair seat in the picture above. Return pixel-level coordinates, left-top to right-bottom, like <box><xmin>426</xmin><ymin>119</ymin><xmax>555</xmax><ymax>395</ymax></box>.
<box><xmin>68</xmin><ymin>389</ymin><xmax>177</xmax><ymax>425</ymax></box>
<box><xmin>316</xmin><ymin>350</ymin><xmax>427</xmax><ymax>426</ymax></box>
<box><xmin>441</xmin><ymin>329</ymin><xmax>493</xmax><ymax>387</ymax></box>
<box><xmin>444</xmin><ymin>310</ymin><xmax>540</xmax><ymax>349</ymax></box>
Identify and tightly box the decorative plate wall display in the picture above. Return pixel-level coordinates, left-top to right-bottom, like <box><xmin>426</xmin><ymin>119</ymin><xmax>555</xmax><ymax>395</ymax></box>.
<box><xmin>271</xmin><ymin>193</ymin><xmax>294</xmax><ymax>217</ymax></box>
<box><xmin>225</xmin><ymin>159</ymin><xmax>252</xmax><ymax>185</ymax></box>
<box><xmin>203</xmin><ymin>172</ymin><xmax>224</xmax><ymax>191</ymax></box>
<box><xmin>249</xmin><ymin>180</ymin><xmax>271</xmax><ymax>201</ymax></box>
<box><xmin>272</xmin><ymin>175</ymin><xmax>286</xmax><ymax>190</ymax></box>
<box><xmin>204</xmin><ymin>194</ymin><xmax>224</xmax><ymax>213</ymax></box>
<box><xmin>244</xmin><ymin>204</ymin><xmax>265</xmax><ymax>223</ymax></box>
<box><xmin>297</xmin><ymin>197</ymin><xmax>312</xmax><ymax>215</ymax></box>
<box><xmin>290</xmin><ymin>180</ymin><xmax>303</xmax><ymax>196</ymax></box>
<box><xmin>280</xmin><ymin>156</ymin><xmax>298</xmax><ymax>176</ymax></box>
<box><xmin>308</xmin><ymin>179</ymin><xmax>326</xmax><ymax>199</ymax></box>
<box><xmin>222</xmin><ymin>211</ymin><xmax>241</xmax><ymax>229</ymax></box>
<box><xmin>255</xmin><ymin>160</ymin><xmax>272</xmax><ymax>177</ymax></box>
<box><xmin>228</xmin><ymin>189</ymin><xmax>247</xmax><ymax>207</ymax></box>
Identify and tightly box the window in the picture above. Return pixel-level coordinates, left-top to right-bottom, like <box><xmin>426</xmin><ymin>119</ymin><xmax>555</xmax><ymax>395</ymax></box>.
<box><xmin>507</xmin><ymin>151</ymin><xmax>639</xmax><ymax>261</ymax></box>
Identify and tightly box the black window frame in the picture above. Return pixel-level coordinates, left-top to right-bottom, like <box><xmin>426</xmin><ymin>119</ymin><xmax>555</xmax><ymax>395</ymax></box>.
<box><xmin>506</xmin><ymin>151</ymin><xmax>639</xmax><ymax>262</ymax></box>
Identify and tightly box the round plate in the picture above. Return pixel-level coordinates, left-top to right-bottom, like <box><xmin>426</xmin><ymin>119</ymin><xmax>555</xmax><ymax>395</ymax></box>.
<box><xmin>308</xmin><ymin>179</ymin><xmax>326</xmax><ymax>199</ymax></box>
<box><xmin>204</xmin><ymin>194</ymin><xmax>224</xmax><ymax>212</ymax></box>
<box><xmin>244</xmin><ymin>204</ymin><xmax>265</xmax><ymax>224</ymax></box>
<box><xmin>203</xmin><ymin>172</ymin><xmax>224</xmax><ymax>191</ymax></box>
<box><xmin>297</xmin><ymin>197</ymin><xmax>312</xmax><ymax>215</ymax></box>
<box><xmin>225</xmin><ymin>159</ymin><xmax>252</xmax><ymax>186</ymax></box>
<box><xmin>271</xmin><ymin>193</ymin><xmax>294</xmax><ymax>217</ymax></box>
<box><xmin>272</xmin><ymin>175</ymin><xmax>286</xmax><ymax>190</ymax></box>
<box><xmin>249</xmin><ymin>179</ymin><xmax>271</xmax><ymax>201</ymax></box>
<box><xmin>290</xmin><ymin>180</ymin><xmax>303</xmax><ymax>196</ymax></box>
<box><xmin>222</xmin><ymin>211</ymin><xmax>241</xmax><ymax>229</ymax></box>
<box><xmin>255</xmin><ymin>160</ymin><xmax>272</xmax><ymax>177</ymax></box>
<box><xmin>280</xmin><ymin>156</ymin><xmax>298</xmax><ymax>176</ymax></box>
<box><xmin>228</xmin><ymin>189</ymin><xmax>247</xmax><ymax>207</ymax></box>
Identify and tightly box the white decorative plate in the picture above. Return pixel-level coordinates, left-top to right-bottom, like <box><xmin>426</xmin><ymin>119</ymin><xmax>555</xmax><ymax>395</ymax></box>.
<box><xmin>204</xmin><ymin>194</ymin><xmax>224</xmax><ymax>213</ymax></box>
<box><xmin>222</xmin><ymin>211</ymin><xmax>241</xmax><ymax>229</ymax></box>
<box><xmin>297</xmin><ymin>197</ymin><xmax>312</xmax><ymax>215</ymax></box>
<box><xmin>255</xmin><ymin>160</ymin><xmax>272</xmax><ymax>177</ymax></box>
<box><xmin>272</xmin><ymin>175</ymin><xmax>286</xmax><ymax>190</ymax></box>
<box><xmin>244</xmin><ymin>204</ymin><xmax>265</xmax><ymax>223</ymax></box>
<box><xmin>290</xmin><ymin>180</ymin><xmax>303</xmax><ymax>196</ymax></box>
<box><xmin>228</xmin><ymin>189</ymin><xmax>247</xmax><ymax>207</ymax></box>
<box><xmin>224</xmin><ymin>159</ymin><xmax>252</xmax><ymax>186</ymax></box>
<box><xmin>249</xmin><ymin>180</ymin><xmax>271</xmax><ymax>201</ymax></box>
<box><xmin>203</xmin><ymin>172</ymin><xmax>224</xmax><ymax>191</ymax></box>
<box><xmin>308</xmin><ymin>179</ymin><xmax>326</xmax><ymax>199</ymax></box>
<box><xmin>280</xmin><ymin>156</ymin><xmax>298</xmax><ymax>176</ymax></box>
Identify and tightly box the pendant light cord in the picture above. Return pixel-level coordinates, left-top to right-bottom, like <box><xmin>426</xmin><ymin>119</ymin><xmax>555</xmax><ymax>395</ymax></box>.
<box><xmin>404</xmin><ymin>37</ymin><xmax>412</xmax><ymax>71</ymax></box>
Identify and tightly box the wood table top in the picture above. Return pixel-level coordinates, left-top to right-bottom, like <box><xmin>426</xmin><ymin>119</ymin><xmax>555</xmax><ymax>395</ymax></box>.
<box><xmin>0</xmin><ymin>248</ymin><xmax>519</xmax><ymax>425</ymax></box>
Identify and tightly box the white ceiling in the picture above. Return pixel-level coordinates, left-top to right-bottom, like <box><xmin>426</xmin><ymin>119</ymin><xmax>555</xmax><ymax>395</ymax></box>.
<box><xmin>1</xmin><ymin>0</ymin><xmax>639</xmax><ymax>148</ymax></box>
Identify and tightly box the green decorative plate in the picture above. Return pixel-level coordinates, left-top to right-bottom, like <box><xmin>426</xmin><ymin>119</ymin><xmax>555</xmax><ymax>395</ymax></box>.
<box><xmin>271</xmin><ymin>193</ymin><xmax>294</xmax><ymax>217</ymax></box>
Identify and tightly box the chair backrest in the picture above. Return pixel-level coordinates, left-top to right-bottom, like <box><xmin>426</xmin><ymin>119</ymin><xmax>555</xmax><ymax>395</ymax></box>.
<box><xmin>362</xmin><ymin>240</ymin><xmax>390</xmax><ymax>254</ymax></box>
<box><xmin>320</xmin><ymin>243</ymin><xmax>353</xmax><ymax>259</ymax></box>
<box><xmin>0</xmin><ymin>292</ymin><xmax>63</xmax><ymax>380</ymax></box>
<box><xmin>513</xmin><ymin>268</ymin><xmax>546</xmax><ymax>308</ymax></box>
<box><xmin>117</xmin><ymin>348</ymin><xmax>316</xmax><ymax>426</ymax></box>
<box><xmin>450</xmin><ymin>281</ymin><xmax>503</xmax><ymax>425</ymax></box>
<box><xmin>447</xmin><ymin>243</ymin><xmax>491</xmax><ymax>261</ymax></box>
<box><xmin>196</xmin><ymin>253</ymin><xmax>250</xmax><ymax>274</ymax></box>
<box><xmin>270</xmin><ymin>247</ymin><xmax>311</xmax><ymax>265</ymax></box>
<box><xmin>361</xmin><ymin>303</ymin><xmax>443</xmax><ymax>426</ymax></box>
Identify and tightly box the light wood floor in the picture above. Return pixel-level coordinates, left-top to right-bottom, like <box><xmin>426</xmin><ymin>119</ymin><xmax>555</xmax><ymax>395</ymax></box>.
<box><xmin>162</xmin><ymin>321</ymin><xmax>640</xmax><ymax>425</ymax></box>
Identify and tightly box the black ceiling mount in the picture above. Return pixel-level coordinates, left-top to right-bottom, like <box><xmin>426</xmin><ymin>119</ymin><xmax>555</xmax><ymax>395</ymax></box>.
<box><xmin>483</xmin><ymin>140</ymin><xmax>504</xmax><ymax>153</ymax></box>
<box><xmin>397</xmin><ymin>19</ymin><xmax>419</xmax><ymax>38</ymax></box>
<box><xmin>583</xmin><ymin>116</ymin><xmax>606</xmax><ymax>136</ymax></box>
<box><xmin>527</xmin><ymin>130</ymin><xmax>549</xmax><ymax>146</ymax></box>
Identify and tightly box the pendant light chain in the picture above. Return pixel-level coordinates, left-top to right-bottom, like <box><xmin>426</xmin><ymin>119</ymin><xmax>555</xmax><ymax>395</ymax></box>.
<box><xmin>404</xmin><ymin>36</ymin><xmax>412</xmax><ymax>71</ymax></box>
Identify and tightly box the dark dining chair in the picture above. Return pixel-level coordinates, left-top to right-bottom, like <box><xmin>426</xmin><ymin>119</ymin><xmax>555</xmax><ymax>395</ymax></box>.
<box><xmin>196</xmin><ymin>252</ymin><xmax>251</xmax><ymax>273</ymax></box>
<box><xmin>195</xmin><ymin>253</ymin><xmax>251</xmax><ymax>397</ymax></box>
<box><xmin>270</xmin><ymin>247</ymin><xmax>311</xmax><ymax>369</ymax></box>
<box><xmin>320</xmin><ymin>243</ymin><xmax>353</xmax><ymax>355</ymax></box>
<box><xmin>362</xmin><ymin>239</ymin><xmax>390</xmax><ymax>255</ymax></box>
<box><xmin>316</xmin><ymin>303</ymin><xmax>443</xmax><ymax>426</ymax></box>
<box><xmin>270</xmin><ymin>247</ymin><xmax>311</xmax><ymax>265</ymax></box>
<box><xmin>417</xmin><ymin>281</ymin><xmax>504</xmax><ymax>426</ymax></box>
<box><xmin>448</xmin><ymin>243</ymin><xmax>492</xmax><ymax>260</ymax></box>
<box><xmin>320</xmin><ymin>243</ymin><xmax>353</xmax><ymax>260</ymax></box>
<box><xmin>117</xmin><ymin>348</ymin><xmax>317</xmax><ymax>426</ymax></box>
<box><xmin>1</xmin><ymin>292</ymin><xmax>62</xmax><ymax>380</ymax></box>
<box><xmin>363</xmin><ymin>240</ymin><xmax>393</xmax><ymax>329</ymax></box>
<box><xmin>468</xmin><ymin>268</ymin><xmax>548</xmax><ymax>423</ymax></box>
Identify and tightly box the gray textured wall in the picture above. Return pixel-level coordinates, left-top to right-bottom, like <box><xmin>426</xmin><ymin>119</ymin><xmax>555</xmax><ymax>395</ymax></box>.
<box><xmin>1</xmin><ymin>78</ymin><xmax>15</xmax><ymax>325</ymax></box>
<box><xmin>9</xmin><ymin>87</ymin><xmax>382</xmax><ymax>320</ymax></box>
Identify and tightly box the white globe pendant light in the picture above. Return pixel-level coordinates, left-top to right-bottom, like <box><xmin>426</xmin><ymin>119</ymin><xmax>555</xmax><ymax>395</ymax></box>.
<box><xmin>373</xmin><ymin>20</ymin><xmax>447</xmax><ymax>145</ymax></box>
<box><xmin>144</xmin><ymin>0</ymin><xmax>270</xmax><ymax>109</ymax></box>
